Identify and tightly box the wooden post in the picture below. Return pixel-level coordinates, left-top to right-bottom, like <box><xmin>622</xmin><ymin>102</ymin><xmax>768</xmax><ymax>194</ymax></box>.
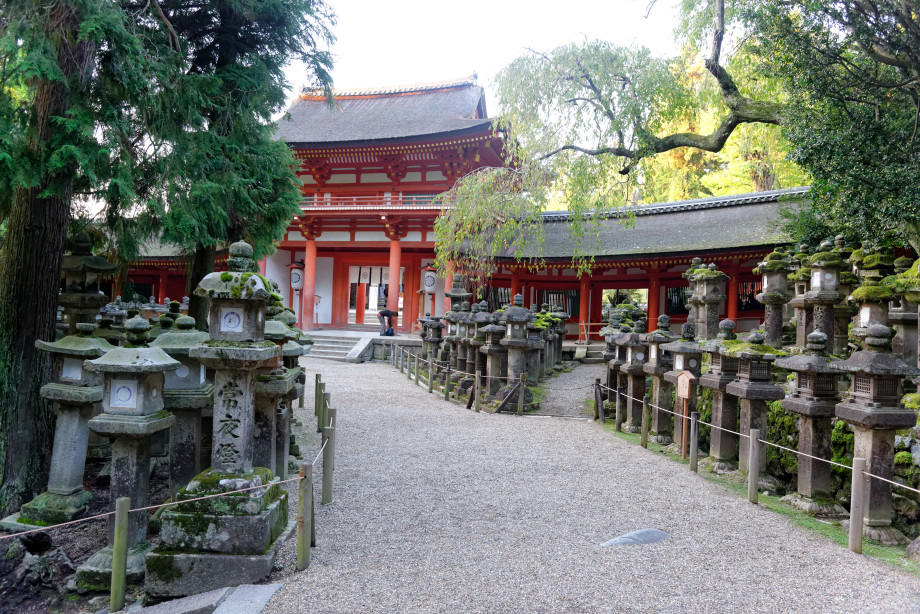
<box><xmin>326</xmin><ymin>407</ymin><xmax>337</xmax><ymax>473</ymax></box>
<box><xmin>747</xmin><ymin>429</ymin><xmax>760</xmax><ymax>504</ymax></box>
<box><xmin>321</xmin><ymin>392</ymin><xmax>330</xmax><ymax>446</ymax></box>
<box><xmin>475</xmin><ymin>370</ymin><xmax>482</xmax><ymax>412</ymax></box>
<box><xmin>681</xmin><ymin>397</ymin><xmax>689</xmax><ymax>460</ymax></box>
<box><xmin>415</xmin><ymin>352</ymin><xmax>420</xmax><ymax>386</ymax></box>
<box><xmin>594</xmin><ymin>379</ymin><xmax>604</xmax><ymax>423</ymax></box>
<box><xmin>109</xmin><ymin>496</ymin><xmax>130</xmax><ymax>613</ymax></box>
<box><xmin>444</xmin><ymin>365</ymin><xmax>451</xmax><ymax>401</ymax></box>
<box><xmin>297</xmin><ymin>462</ymin><xmax>313</xmax><ymax>570</ymax></box>
<box><xmin>314</xmin><ymin>374</ymin><xmax>322</xmax><ymax>431</ymax></box>
<box><xmin>322</xmin><ymin>426</ymin><xmax>335</xmax><ymax>504</ymax></box>
<box><xmin>641</xmin><ymin>398</ymin><xmax>649</xmax><ymax>448</ymax></box>
<box><xmin>849</xmin><ymin>457</ymin><xmax>867</xmax><ymax>554</ymax></box>
<box><xmin>407</xmin><ymin>352</ymin><xmax>412</xmax><ymax>380</ymax></box>
<box><xmin>689</xmin><ymin>411</ymin><xmax>699</xmax><ymax>472</ymax></box>
<box><xmin>428</xmin><ymin>359</ymin><xmax>434</xmax><ymax>394</ymax></box>
<box><xmin>614</xmin><ymin>387</ymin><xmax>623</xmax><ymax>432</ymax></box>
<box><xmin>517</xmin><ymin>373</ymin><xmax>525</xmax><ymax>416</ymax></box>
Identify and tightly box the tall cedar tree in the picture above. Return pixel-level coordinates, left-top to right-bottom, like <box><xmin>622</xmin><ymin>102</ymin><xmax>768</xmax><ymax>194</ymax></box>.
<box><xmin>0</xmin><ymin>0</ymin><xmax>333</xmax><ymax>515</ymax></box>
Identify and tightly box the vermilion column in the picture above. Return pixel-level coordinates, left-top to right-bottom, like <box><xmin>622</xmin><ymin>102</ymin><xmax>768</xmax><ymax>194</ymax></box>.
<box><xmin>511</xmin><ymin>271</ymin><xmax>521</xmax><ymax>297</ymax></box>
<box><xmin>355</xmin><ymin>282</ymin><xmax>366</xmax><ymax>324</ymax></box>
<box><xmin>387</xmin><ymin>238</ymin><xmax>401</xmax><ymax>329</ymax></box>
<box><xmin>299</xmin><ymin>238</ymin><xmax>317</xmax><ymax>330</ymax></box>
<box><xmin>157</xmin><ymin>271</ymin><xmax>168</xmax><ymax>303</ymax></box>
<box><xmin>258</xmin><ymin>258</ymin><xmax>267</xmax><ymax>275</ymax></box>
<box><xmin>648</xmin><ymin>272</ymin><xmax>661</xmax><ymax>325</ymax></box>
<box><xmin>579</xmin><ymin>275</ymin><xmax>590</xmax><ymax>342</ymax></box>
<box><xmin>727</xmin><ymin>262</ymin><xmax>740</xmax><ymax>324</ymax></box>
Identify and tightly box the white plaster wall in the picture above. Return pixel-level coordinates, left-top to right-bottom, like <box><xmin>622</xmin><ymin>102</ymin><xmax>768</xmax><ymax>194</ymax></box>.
<box><xmin>425</xmin><ymin>231</ymin><xmax>436</xmax><ymax>242</ymax></box>
<box><xmin>287</xmin><ymin>230</ymin><xmax>305</xmax><ymax>242</ymax></box>
<box><xmin>404</xmin><ymin>231</ymin><xmax>422</xmax><ymax>242</ymax></box>
<box><xmin>426</xmin><ymin>171</ymin><xmax>446</xmax><ymax>181</ymax></box>
<box><xmin>404</xmin><ymin>172</ymin><xmax>422</xmax><ymax>182</ymax></box>
<box><xmin>314</xmin><ymin>257</ymin><xmax>334</xmax><ymax>324</ymax></box>
<box><xmin>265</xmin><ymin>250</ymin><xmax>292</xmax><ymax>307</ymax></box>
<box><xmin>327</xmin><ymin>174</ymin><xmax>357</xmax><ymax>184</ymax></box>
<box><xmin>316</xmin><ymin>231</ymin><xmax>350</xmax><ymax>242</ymax></box>
<box><xmin>355</xmin><ymin>231</ymin><xmax>388</xmax><ymax>241</ymax></box>
<box><xmin>361</xmin><ymin>173</ymin><xmax>389</xmax><ymax>183</ymax></box>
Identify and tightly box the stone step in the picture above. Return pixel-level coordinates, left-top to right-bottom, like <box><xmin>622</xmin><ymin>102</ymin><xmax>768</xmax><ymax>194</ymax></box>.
<box><xmin>581</xmin><ymin>357</ymin><xmax>606</xmax><ymax>364</ymax></box>
<box><xmin>312</xmin><ymin>339</ymin><xmax>357</xmax><ymax>347</ymax></box>
<box><xmin>309</xmin><ymin>348</ymin><xmax>352</xmax><ymax>357</ymax></box>
<box><xmin>128</xmin><ymin>583</ymin><xmax>282</xmax><ymax>614</ymax></box>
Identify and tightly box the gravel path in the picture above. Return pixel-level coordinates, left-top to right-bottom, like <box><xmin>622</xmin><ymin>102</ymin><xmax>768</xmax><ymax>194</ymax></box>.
<box><xmin>269</xmin><ymin>356</ymin><xmax>920</xmax><ymax>613</ymax></box>
<box><xmin>532</xmin><ymin>362</ymin><xmax>605</xmax><ymax>417</ymax></box>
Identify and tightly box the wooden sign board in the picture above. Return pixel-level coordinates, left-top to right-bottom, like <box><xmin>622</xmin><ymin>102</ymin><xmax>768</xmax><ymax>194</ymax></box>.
<box><xmin>676</xmin><ymin>370</ymin><xmax>696</xmax><ymax>399</ymax></box>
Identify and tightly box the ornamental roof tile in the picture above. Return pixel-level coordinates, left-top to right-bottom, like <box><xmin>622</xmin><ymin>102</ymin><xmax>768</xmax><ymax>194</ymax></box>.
<box><xmin>276</xmin><ymin>77</ymin><xmax>493</xmax><ymax>145</ymax></box>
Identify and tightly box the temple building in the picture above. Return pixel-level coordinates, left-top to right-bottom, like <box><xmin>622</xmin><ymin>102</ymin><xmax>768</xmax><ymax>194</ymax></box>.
<box><xmin>126</xmin><ymin>76</ymin><xmax>805</xmax><ymax>337</ymax></box>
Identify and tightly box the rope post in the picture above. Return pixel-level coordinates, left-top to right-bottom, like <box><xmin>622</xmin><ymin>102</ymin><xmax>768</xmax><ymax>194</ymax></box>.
<box><xmin>475</xmin><ymin>370</ymin><xmax>482</xmax><ymax>412</ymax></box>
<box><xmin>614</xmin><ymin>387</ymin><xmax>623</xmax><ymax>432</ymax></box>
<box><xmin>594</xmin><ymin>379</ymin><xmax>603</xmax><ymax>423</ymax></box>
<box><xmin>326</xmin><ymin>407</ymin><xmax>337</xmax><ymax>473</ymax></box>
<box><xmin>297</xmin><ymin>462</ymin><xmax>313</xmax><ymax>570</ymax></box>
<box><xmin>321</xmin><ymin>392</ymin><xmax>331</xmax><ymax>446</ymax></box>
<box><xmin>322</xmin><ymin>426</ymin><xmax>335</xmax><ymax>504</ymax></box>
<box><xmin>849</xmin><ymin>457</ymin><xmax>867</xmax><ymax>554</ymax></box>
<box><xmin>689</xmin><ymin>411</ymin><xmax>700</xmax><ymax>472</ymax></box>
<box><xmin>747</xmin><ymin>429</ymin><xmax>760</xmax><ymax>504</ymax></box>
<box><xmin>428</xmin><ymin>359</ymin><xmax>434</xmax><ymax>394</ymax></box>
<box><xmin>109</xmin><ymin>496</ymin><xmax>130</xmax><ymax>613</ymax></box>
<box><xmin>444</xmin><ymin>365</ymin><xmax>451</xmax><ymax>401</ymax></box>
<box><xmin>640</xmin><ymin>398</ymin><xmax>649</xmax><ymax>448</ymax></box>
<box><xmin>314</xmin><ymin>374</ymin><xmax>322</xmax><ymax>431</ymax></box>
<box><xmin>517</xmin><ymin>373</ymin><xmax>525</xmax><ymax>416</ymax></box>
<box><xmin>415</xmin><ymin>353</ymin><xmax>420</xmax><ymax>386</ymax></box>
<box><xmin>407</xmin><ymin>352</ymin><xmax>413</xmax><ymax>380</ymax></box>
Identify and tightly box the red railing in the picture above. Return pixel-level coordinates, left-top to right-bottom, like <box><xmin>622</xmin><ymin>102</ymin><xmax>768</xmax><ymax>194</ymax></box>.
<box><xmin>301</xmin><ymin>193</ymin><xmax>456</xmax><ymax>209</ymax></box>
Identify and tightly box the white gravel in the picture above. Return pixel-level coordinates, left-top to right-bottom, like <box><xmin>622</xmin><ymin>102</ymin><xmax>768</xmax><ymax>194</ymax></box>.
<box><xmin>268</xmin><ymin>356</ymin><xmax>920</xmax><ymax>613</ymax></box>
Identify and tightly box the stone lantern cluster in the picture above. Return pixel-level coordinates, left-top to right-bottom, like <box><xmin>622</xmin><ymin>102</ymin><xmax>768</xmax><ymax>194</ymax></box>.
<box><xmin>699</xmin><ymin>320</ymin><xmax>741</xmax><ymax>469</ymax></box>
<box><xmin>789</xmin><ymin>244</ymin><xmax>815</xmax><ymax>347</ymax></box>
<box><xmin>645</xmin><ymin>315</ymin><xmax>677</xmax><ymax>444</ymax></box>
<box><xmin>59</xmin><ymin>232</ymin><xmax>117</xmax><ymax>335</ymax></box>
<box><xmin>661</xmin><ymin>323</ymin><xmax>704</xmax><ymax>447</ymax></box>
<box><xmin>754</xmin><ymin>247</ymin><xmax>793</xmax><ymax>349</ymax></box>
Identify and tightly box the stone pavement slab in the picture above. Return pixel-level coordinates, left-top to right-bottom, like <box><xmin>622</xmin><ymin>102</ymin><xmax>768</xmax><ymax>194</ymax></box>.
<box><xmin>212</xmin><ymin>584</ymin><xmax>281</xmax><ymax>614</ymax></box>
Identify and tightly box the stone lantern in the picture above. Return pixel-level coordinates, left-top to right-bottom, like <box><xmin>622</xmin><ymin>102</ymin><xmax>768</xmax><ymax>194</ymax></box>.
<box><xmin>76</xmin><ymin>317</ymin><xmax>178</xmax><ymax>589</ymax></box>
<box><xmin>774</xmin><ymin>330</ymin><xmax>846</xmax><ymax>516</ymax></box>
<box><xmin>551</xmin><ymin>304</ymin><xmax>569</xmax><ymax>368</ymax></box>
<box><xmin>694</xmin><ymin>263</ymin><xmax>728</xmax><ymax>340</ymax></box>
<box><xmin>150</xmin><ymin>315</ymin><xmax>213</xmax><ymax>496</ymax></box>
<box><xmin>442</xmin><ymin>304</ymin><xmax>462</xmax><ymax>375</ymax></box>
<box><xmin>725</xmin><ymin>332</ymin><xmax>786</xmax><ymax>473</ymax></box>
<box><xmin>830</xmin><ymin>324</ymin><xmax>920</xmax><ymax>545</ymax></box>
<box><xmin>893</xmin><ymin>256</ymin><xmax>920</xmax><ymax>368</ymax></box>
<box><xmin>700</xmin><ymin>320</ymin><xmax>741</xmax><ymax>468</ymax></box>
<box><xmin>661</xmin><ymin>323</ymin><xmax>704</xmax><ymax>447</ymax></box>
<box><xmin>255</xmin><ymin>318</ymin><xmax>301</xmax><ymax>479</ymax></box>
<box><xmin>0</xmin><ymin>324</ymin><xmax>113</xmax><ymax>532</ymax></box>
<box><xmin>455</xmin><ymin>301</ymin><xmax>473</xmax><ymax>390</ymax></box>
<box><xmin>600</xmin><ymin>311</ymin><xmax>619</xmax><ymax>365</ymax></box>
<box><xmin>425</xmin><ymin>316</ymin><xmax>445</xmax><ymax>368</ymax></box>
<box><xmin>890</xmin><ymin>256</ymin><xmax>918</xmax><ymax>366</ymax></box>
<box><xmin>849</xmin><ymin>274</ymin><xmax>894</xmax><ymax>350</ymax></box>
<box><xmin>789</xmin><ymin>244</ymin><xmax>815</xmax><ymax>347</ymax></box>
<box><xmin>525</xmin><ymin>307</ymin><xmax>544</xmax><ymax>385</ymax></box>
<box><xmin>835</xmin><ymin>267</ymin><xmax>860</xmax><ymax>356</ymax></box>
<box><xmin>469</xmin><ymin>301</ymin><xmax>492</xmax><ymax>382</ymax></box>
<box><xmin>754</xmin><ymin>247</ymin><xmax>793</xmax><ymax>349</ymax></box>
<box><xmin>804</xmin><ymin>241</ymin><xmax>843</xmax><ymax>345</ymax></box>
<box><xmin>445</xmin><ymin>273</ymin><xmax>473</xmax><ymax>311</ymax></box>
<box><xmin>147</xmin><ymin>241</ymin><xmax>286</xmax><ymax>599</ymax></box>
<box><xmin>620</xmin><ymin>324</ymin><xmax>649</xmax><ymax>432</ymax></box>
<box><xmin>683</xmin><ymin>258</ymin><xmax>705</xmax><ymax>330</ymax></box>
<box><xmin>499</xmin><ymin>294</ymin><xmax>533</xmax><ymax>403</ymax></box>
<box><xmin>645</xmin><ymin>315</ymin><xmax>677</xmax><ymax>444</ymax></box>
<box><xmin>59</xmin><ymin>232</ymin><xmax>117</xmax><ymax>335</ymax></box>
<box><xmin>479</xmin><ymin>313</ymin><xmax>508</xmax><ymax>397</ymax></box>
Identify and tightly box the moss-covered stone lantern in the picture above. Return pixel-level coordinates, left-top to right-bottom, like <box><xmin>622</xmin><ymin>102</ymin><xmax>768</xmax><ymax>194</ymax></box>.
<box><xmin>774</xmin><ymin>329</ymin><xmax>846</xmax><ymax>516</ymax></box>
<box><xmin>789</xmin><ymin>244</ymin><xmax>815</xmax><ymax>347</ymax></box>
<box><xmin>830</xmin><ymin>324</ymin><xmax>920</xmax><ymax>545</ymax></box>
<box><xmin>754</xmin><ymin>247</ymin><xmax>793</xmax><ymax>349</ymax></box>
<box><xmin>620</xmin><ymin>323</ymin><xmax>649</xmax><ymax>432</ymax></box>
<box><xmin>725</xmin><ymin>332</ymin><xmax>787</xmax><ymax>473</ymax></box>
<box><xmin>889</xmin><ymin>256</ymin><xmax>918</xmax><ymax>365</ymax></box>
<box><xmin>804</xmin><ymin>241</ymin><xmax>844</xmax><ymax>346</ymax></box>
<box><xmin>694</xmin><ymin>263</ymin><xmax>729</xmax><ymax>340</ymax></box>
<box><xmin>479</xmin><ymin>313</ymin><xmax>508</xmax><ymax>397</ymax></box>
<box><xmin>645</xmin><ymin>315</ymin><xmax>677</xmax><ymax>444</ymax></box>
<box><xmin>700</xmin><ymin>319</ymin><xmax>741</xmax><ymax>468</ymax></box>
<box><xmin>59</xmin><ymin>232</ymin><xmax>117</xmax><ymax>335</ymax></box>
<box><xmin>469</xmin><ymin>301</ymin><xmax>493</xmax><ymax>382</ymax></box>
<box><xmin>0</xmin><ymin>324</ymin><xmax>113</xmax><ymax>532</ymax></box>
<box><xmin>76</xmin><ymin>317</ymin><xmax>178</xmax><ymax>589</ymax></box>
<box><xmin>661</xmin><ymin>322</ymin><xmax>704</xmax><ymax>446</ymax></box>
<box><xmin>150</xmin><ymin>315</ymin><xmax>213</xmax><ymax>496</ymax></box>
<box><xmin>499</xmin><ymin>294</ymin><xmax>533</xmax><ymax>402</ymax></box>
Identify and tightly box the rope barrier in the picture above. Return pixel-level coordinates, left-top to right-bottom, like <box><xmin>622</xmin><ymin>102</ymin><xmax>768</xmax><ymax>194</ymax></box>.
<box><xmin>861</xmin><ymin>470</ymin><xmax>920</xmax><ymax>497</ymax></box>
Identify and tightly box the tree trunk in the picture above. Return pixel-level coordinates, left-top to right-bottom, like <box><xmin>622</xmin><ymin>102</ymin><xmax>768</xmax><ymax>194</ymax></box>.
<box><xmin>186</xmin><ymin>244</ymin><xmax>216</xmax><ymax>331</ymax></box>
<box><xmin>0</xmin><ymin>2</ymin><xmax>95</xmax><ymax>516</ymax></box>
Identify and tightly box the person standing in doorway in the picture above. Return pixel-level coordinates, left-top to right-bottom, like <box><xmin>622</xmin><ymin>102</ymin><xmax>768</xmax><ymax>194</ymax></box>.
<box><xmin>378</xmin><ymin>308</ymin><xmax>397</xmax><ymax>335</ymax></box>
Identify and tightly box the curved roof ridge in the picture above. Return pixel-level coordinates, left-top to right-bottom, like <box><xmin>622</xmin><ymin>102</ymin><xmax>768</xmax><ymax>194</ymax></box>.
<box><xmin>300</xmin><ymin>74</ymin><xmax>479</xmax><ymax>99</ymax></box>
<box><xmin>541</xmin><ymin>186</ymin><xmax>810</xmax><ymax>222</ymax></box>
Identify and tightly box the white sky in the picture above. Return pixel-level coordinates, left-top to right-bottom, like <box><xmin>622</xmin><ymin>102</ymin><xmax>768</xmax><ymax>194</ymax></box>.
<box><xmin>283</xmin><ymin>0</ymin><xmax>680</xmax><ymax>113</ymax></box>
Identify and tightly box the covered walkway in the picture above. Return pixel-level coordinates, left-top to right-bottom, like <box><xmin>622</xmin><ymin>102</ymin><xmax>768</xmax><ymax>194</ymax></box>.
<box><xmin>267</xmin><ymin>357</ymin><xmax>919</xmax><ymax>613</ymax></box>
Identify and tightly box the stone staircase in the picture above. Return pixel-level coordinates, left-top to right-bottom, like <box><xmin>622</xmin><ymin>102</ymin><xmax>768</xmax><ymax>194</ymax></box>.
<box><xmin>308</xmin><ymin>335</ymin><xmax>363</xmax><ymax>361</ymax></box>
<box><xmin>582</xmin><ymin>345</ymin><xmax>607</xmax><ymax>364</ymax></box>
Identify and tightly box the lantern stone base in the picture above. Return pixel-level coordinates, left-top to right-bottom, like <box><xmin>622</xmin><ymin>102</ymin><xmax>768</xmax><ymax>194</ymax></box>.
<box><xmin>2</xmin><ymin>490</ymin><xmax>93</xmax><ymax>529</ymax></box>
<box><xmin>840</xmin><ymin>520</ymin><xmax>910</xmax><ymax>546</ymax></box>
<box><xmin>698</xmin><ymin>456</ymin><xmax>737</xmax><ymax>474</ymax></box>
<box><xmin>780</xmin><ymin>493</ymin><xmax>847</xmax><ymax>517</ymax></box>
<box><xmin>75</xmin><ymin>542</ymin><xmax>153</xmax><ymax>591</ymax></box>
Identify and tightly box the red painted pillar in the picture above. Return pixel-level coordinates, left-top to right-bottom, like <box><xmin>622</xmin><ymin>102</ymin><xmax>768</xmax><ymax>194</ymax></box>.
<box><xmin>157</xmin><ymin>271</ymin><xmax>167</xmax><ymax>303</ymax></box>
<box><xmin>258</xmin><ymin>257</ymin><xmax>267</xmax><ymax>275</ymax></box>
<box><xmin>387</xmin><ymin>238</ymin><xmax>401</xmax><ymax>329</ymax></box>
<box><xmin>727</xmin><ymin>262</ymin><xmax>740</xmax><ymax>325</ymax></box>
<box><xmin>579</xmin><ymin>275</ymin><xmax>590</xmax><ymax>342</ymax></box>
<box><xmin>510</xmin><ymin>271</ymin><xmax>521</xmax><ymax>297</ymax></box>
<box><xmin>648</xmin><ymin>272</ymin><xmax>661</xmax><ymax>327</ymax></box>
<box><xmin>355</xmin><ymin>282</ymin><xmax>366</xmax><ymax>324</ymax></box>
<box><xmin>299</xmin><ymin>238</ymin><xmax>317</xmax><ymax>330</ymax></box>
<box><xmin>443</xmin><ymin>261</ymin><xmax>453</xmax><ymax>313</ymax></box>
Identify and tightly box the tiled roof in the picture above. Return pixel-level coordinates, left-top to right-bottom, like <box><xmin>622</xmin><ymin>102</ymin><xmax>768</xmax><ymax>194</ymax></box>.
<box><xmin>503</xmin><ymin>188</ymin><xmax>808</xmax><ymax>260</ymax></box>
<box><xmin>276</xmin><ymin>76</ymin><xmax>493</xmax><ymax>145</ymax></box>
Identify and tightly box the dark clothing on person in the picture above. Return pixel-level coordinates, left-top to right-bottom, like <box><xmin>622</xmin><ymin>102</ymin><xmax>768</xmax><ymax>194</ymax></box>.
<box><xmin>378</xmin><ymin>309</ymin><xmax>396</xmax><ymax>334</ymax></box>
